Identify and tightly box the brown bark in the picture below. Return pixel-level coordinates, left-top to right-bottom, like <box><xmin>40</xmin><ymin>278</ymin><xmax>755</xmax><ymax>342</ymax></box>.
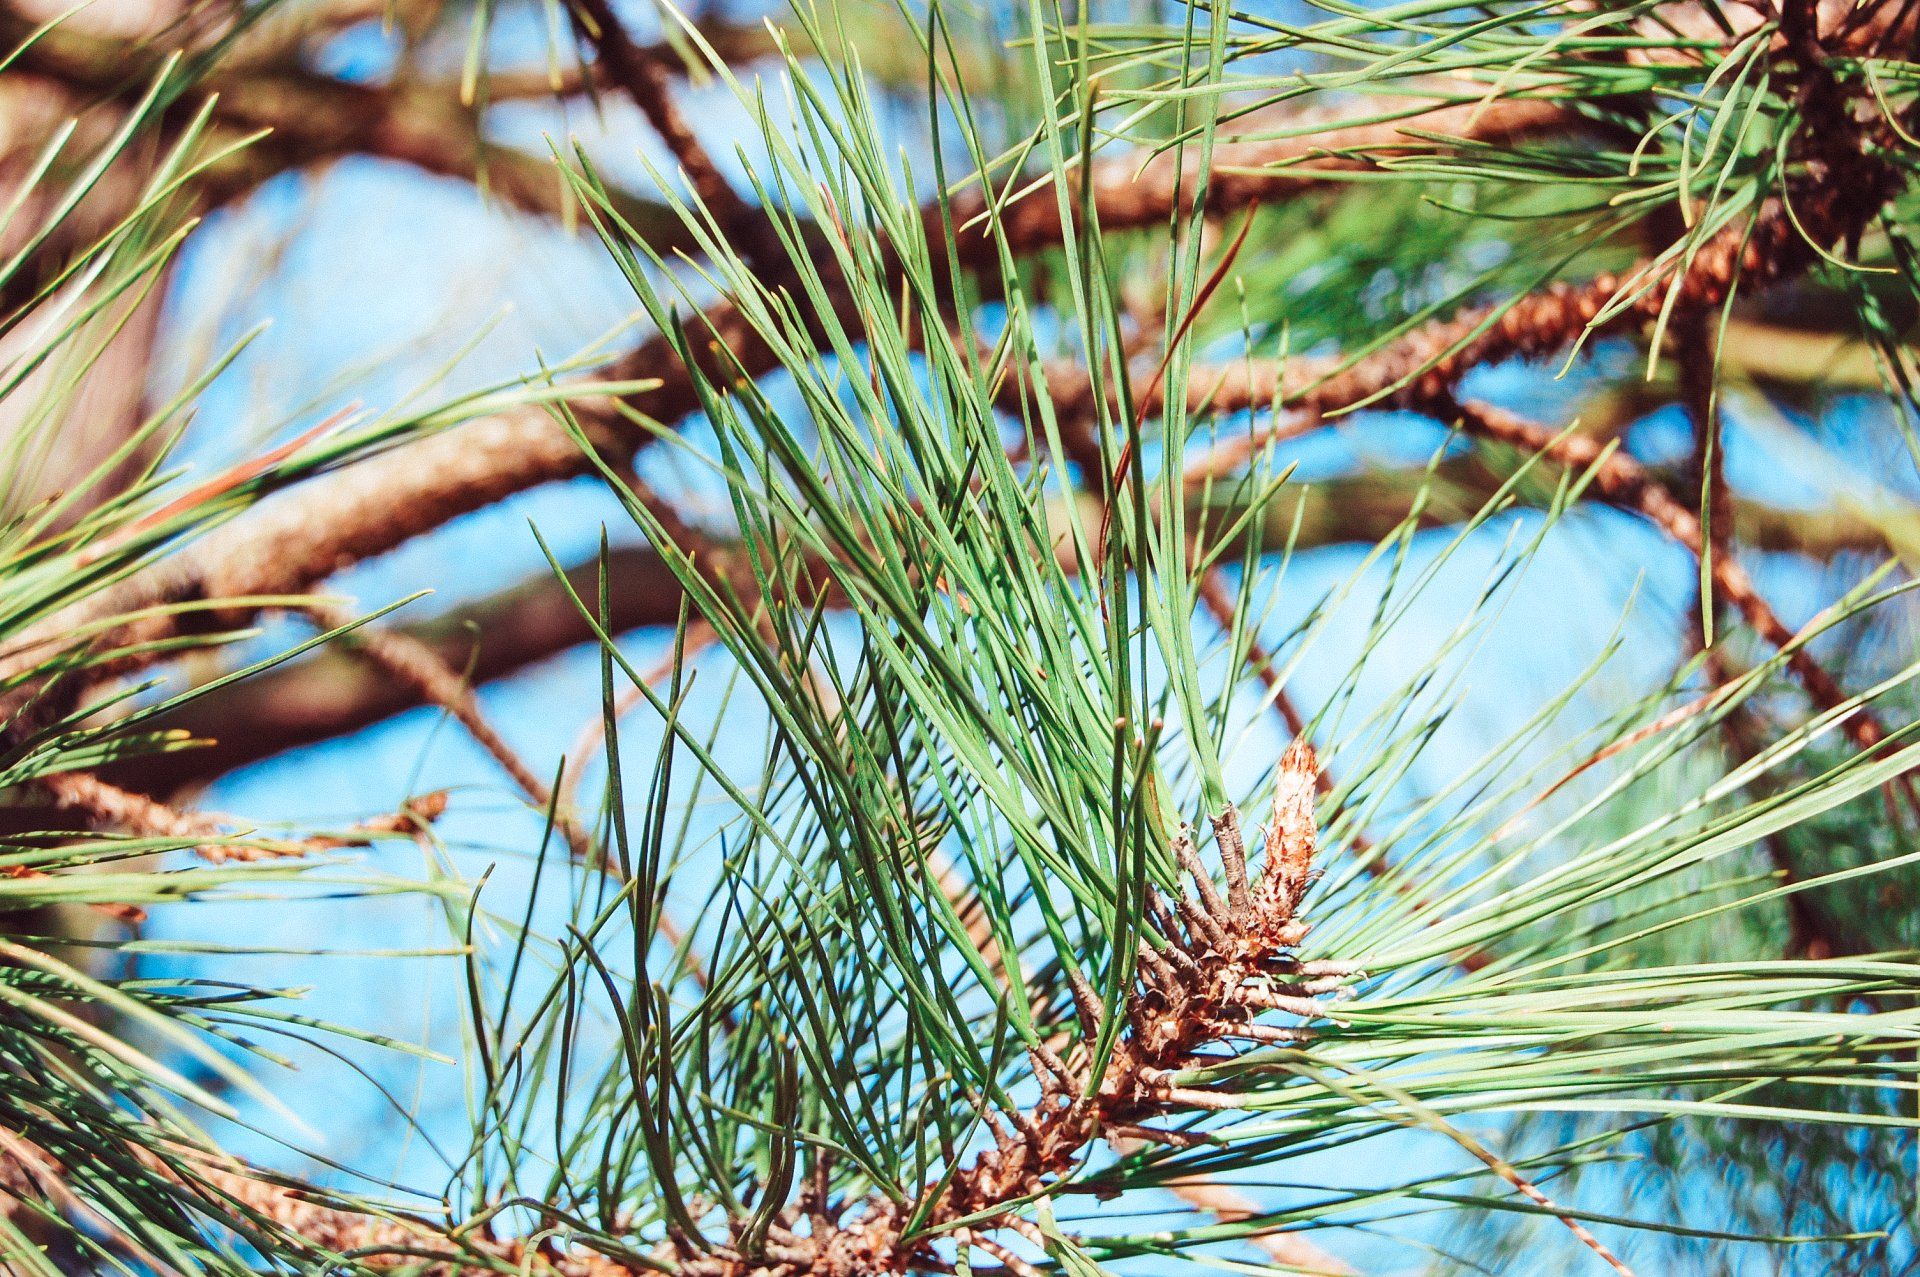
<box><xmin>101</xmin><ymin>446</ymin><xmax>1888</xmax><ymax>796</ymax></box>
<box><xmin>1447</xmin><ymin>398</ymin><xmax>1890</xmax><ymax>751</ymax></box>
<box><xmin>949</xmin><ymin>97</ymin><xmax>1576</xmax><ymax>267</ymax></box>
<box><xmin>1</xmin><ymin>93</ymin><xmax>1588</xmax><ymax>706</ymax></box>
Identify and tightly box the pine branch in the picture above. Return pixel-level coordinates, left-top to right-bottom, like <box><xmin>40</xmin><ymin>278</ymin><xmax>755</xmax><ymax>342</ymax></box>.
<box><xmin>947</xmin><ymin>96</ymin><xmax>1578</xmax><ymax>267</ymax></box>
<box><xmin>2</xmin><ymin>84</ymin><xmax>1578</xmax><ymax>711</ymax></box>
<box><xmin>5</xmin><ymin>0</ymin><xmax>1893</xmax><ymax>683</ymax></box>
<box><xmin>1442</xmin><ymin>397</ymin><xmax>1897</xmax><ymax>760</ymax></box>
<box><xmin>100</xmin><ymin>457</ymin><xmax>1894</xmax><ymax>797</ymax></box>
<box><xmin>566</xmin><ymin>0</ymin><xmax>786</xmax><ymax>274</ymax></box>
<box><xmin>670</xmin><ymin>740</ymin><xmax>1365</xmax><ymax>1274</ymax></box>
<box><xmin>10</xmin><ymin>1</ymin><xmax>1920</xmax><ymax>1271</ymax></box>
<box><xmin>656</xmin><ymin>742</ymin><xmax>1630</xmax><ymax>1275</ymax></box>
<box><xmin>1187</xmin><ymin>572</ymin><xmax>1503</xmax><ymax>980</ymax></box>
<box><xmin>38</xmin><ymin>769</ymin><xmax>446</xmax><ymax>863</ymax></box>
<box><xmin>3</xmin><ymin>1133</ymin><xmax>637</xmax><ymax>1276</ymax></box>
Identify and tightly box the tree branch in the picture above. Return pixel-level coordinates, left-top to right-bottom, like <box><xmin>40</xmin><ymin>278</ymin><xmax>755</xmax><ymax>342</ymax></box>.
<box><xmin>11</xmin><ymin>90</ymin><xmax>1586</xmax><ymax>697</ymax></box>
<box><xmin>1443</xmin><ymin>397</ymin><xmax>1896</xmax><ymax>757</ymax></box>
<box><xmin>566</xmin><ymin>0</ymin><xmax>784</xmax><ymax>272</ymax></box>
<box><xmin>101</xmin><ymin>543</ymin><xmax>688</xmax><ymax>793</ymax></box>
<box><xmin>101</xmin><ymin>452</ymin><xmax>1892</xmax><ymax>796</ymax></box>
<box><xmin>12</xmin><ymin>23</ymin><xmax>1898</xmax><ymax>776</ymax></box>
<box><xmin>301</xmin><ymin>599</ymin><xmax>606</xmax><ymax>868</ymax></box>
<box><xmin>1048</xmin><ymin>173</ymin><xmax>1901</xmax><ymax>435</ymax></box>
<box><xmin>947</xmin><ymin>97</ymin><xmax>1577</xmax><ymax>266</ymax></box>
<box><xmin>36</xmin><ymin>769</ymin><xmax>445</xmax><ymax>863</ymax></box>
<box><xmin>207</xmin><ymin>69</ymin><xmax>692</xmax><ymax>238</ymax></box>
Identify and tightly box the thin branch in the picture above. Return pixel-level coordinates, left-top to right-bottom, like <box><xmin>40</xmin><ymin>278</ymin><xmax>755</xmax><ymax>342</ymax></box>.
<box><xmin>566</xmin><ymin>0</ymin><xmax>785</xmax><ymax>273</ymax></box>
<box><xmin>37</xmin><ymin>769</ymin><xmax>446</xmax><ymax>863</ymax></box>
<box><xmin>949</xmin><ymin>97</ymin><xmax>1577</xmax><ymax>266</ymax></box>
<box><xmin>675</xmin><ymin>741</ymin><xmax>1362</xmax><ymax>1273</ymax></box>
<box><xmin>1442</xmin><ymin>397</ymin><xmax>1897</xmax><ymax>759</ymax></box>
<box><xmin>917</xmin><ymin>674</ymin><xmax>1355</xmax><ymax>1275</ymax></box>
<box><xmin>296</xmin><ymin>599</ymin><xmax>715</xmax><ymax>972</ymax></box>
<box><xmin>561</xmin><ymin>618</ymin><xmax>718</xmax><ymax>807</ymax></box>
<box><xmin>102</xmin><ymin>460</ymin><xmax>1893</xmax><ymax>796</ymax></box>
<box><xmin>668</xmin><ymin>742</ymin><xmax>1628</xmax><ymax>1275</ymax></box>
<box><xmin>302</xmin><ymin>600</ymin><xmax>609</xmax><ymax>873</ymax></box>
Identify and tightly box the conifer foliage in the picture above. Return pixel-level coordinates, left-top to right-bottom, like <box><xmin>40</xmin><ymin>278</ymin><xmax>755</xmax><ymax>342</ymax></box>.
<box><xmin>1</xmin><ymin>0</ymin><xmax>1920</xmax><ymax>1272</ymax></box>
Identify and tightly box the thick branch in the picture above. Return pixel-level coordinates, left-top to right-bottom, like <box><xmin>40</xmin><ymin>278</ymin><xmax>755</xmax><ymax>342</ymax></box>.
<box><xmin>947</xmin><ymin>97</ymin><xmax>1576</xmax><ymax>266</ymax></box>
<box><xmin>0</xmin><ymin>300</ymin><xmax>764</xmax><ymax>692</ymax></box>
<box><xmin>103</xmin><ymin>453</ymin><xmax>1891</xmax><ymax>795</ymax></box>
<box><xmin>11</xmin><ymin>92</ymin><xmax>1584</xmax><ymax>699</ymax></box>
<box><xmin>1049</xmin><ymin>190</ymin><xmax>1900</xmax><ymax>436</ymax></box>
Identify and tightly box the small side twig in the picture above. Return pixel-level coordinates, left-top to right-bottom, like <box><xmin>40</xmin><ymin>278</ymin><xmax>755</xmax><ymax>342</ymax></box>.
<box><xmin>1193</xmin><ymin>571</ymin><xmax>1494</xmax><ymax>974</ymax></box>
<box><xmin>568</xmin><ymin>0</ymin><xmax>786</xmax><ymax>274</ymax></box>
<box><xmin>303</xmin><ymin>601</ymin><xmax>605</xmax><ymax>869</ymax></box>
<box><xmin>38</xmin><ymin>769</ymin><xmax>446</xmax><ymax>867</ymax></box>
<box><xmin>1439</xmin><ymin>398</ymin><xmax>1901</xmax><ymax>769</ymax></box>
